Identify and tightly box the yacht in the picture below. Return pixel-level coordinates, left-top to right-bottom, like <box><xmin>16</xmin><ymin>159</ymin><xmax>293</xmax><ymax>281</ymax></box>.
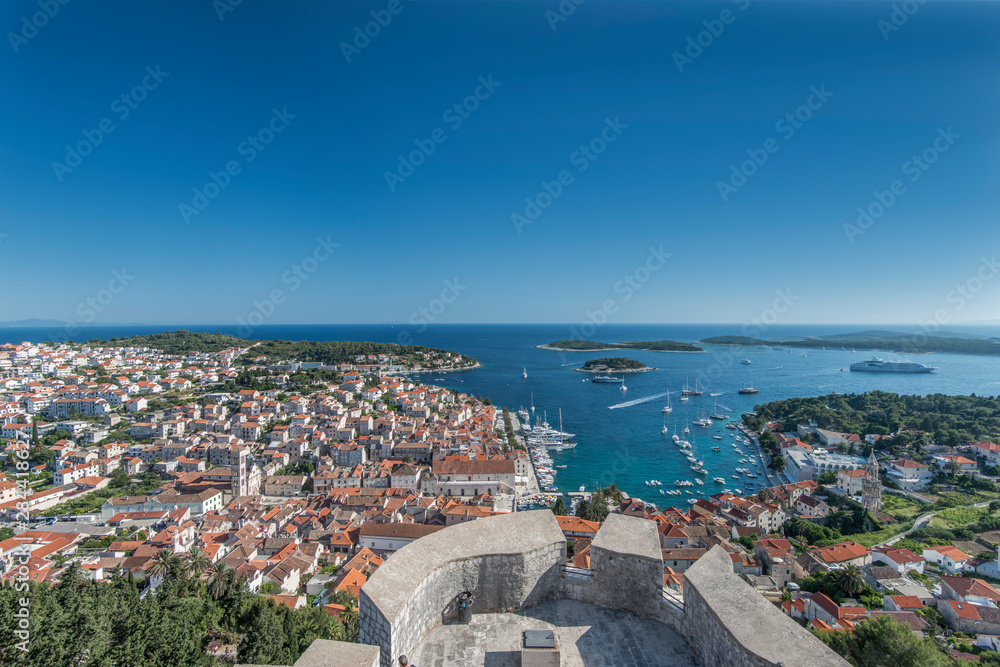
<box><xmin>740</xmin><ymin>359</ymin><xmax>751</xmax><ymax>365</ymax></box>
<box><xmin>738</xmin><ymin>385</ymin><xmax>758</xmax><ymax>395</ymax></box>
<box><xmin>681</xmin><ymin>378</ymin><xmax>704</xmax><ymax>396</ymax></box>
<box><xmin>713</xmin><ymin>477</ymin><xmax>725</xmax><ymax>484</ymax></box>
<box><xmin>850</xmin><ymin>357</ymin><xmax>937</xmax><ymax>373</ymax></box>
<box><xmin>713</xmin><ymin>435</ymin><xmax>722</xmax><ymax>440</ymax></box>
<box><xmin>711</xmin><ymin>446</ymin><xmax>721</xmax><ymax>451</ymax></box>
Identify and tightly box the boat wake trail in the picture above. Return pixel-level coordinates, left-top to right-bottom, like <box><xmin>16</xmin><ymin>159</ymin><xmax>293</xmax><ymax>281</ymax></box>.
<box><xmin>608</xmin><ymin>391</ymin><xmax>669</xmax><ymax>410</ymax></box>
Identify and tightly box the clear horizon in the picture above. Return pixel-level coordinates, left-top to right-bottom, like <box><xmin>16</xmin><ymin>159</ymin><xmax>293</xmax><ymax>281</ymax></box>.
<box><xmin>3</xmin><ymin>1</ymin><xmax>998</xmax><ymax>327</ymax></box>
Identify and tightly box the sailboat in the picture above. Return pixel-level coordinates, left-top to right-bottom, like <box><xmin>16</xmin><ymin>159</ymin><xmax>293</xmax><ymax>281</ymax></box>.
<box><xmin>662</xmin><ymin>391</ymin><xmax>672</xmax><ymax>413</ymax></box>
<box><xmin>530</xmin><ymin>391</ymin><xmax>535</xmax><ymax>413</ymax></box>
<box><xmin>662</xmin><ymin>413</ymin><xmax>668</xmax><ymax>435</ymax></box>
<box><xmin>522</xmin><ymin>367</ymin><xmax>527</xmax><ymax>379</ymax></box>
<box><xmin>682</xmin><ymin>377</ymin><xmax>704</xmax><ymax>396</ymax></box>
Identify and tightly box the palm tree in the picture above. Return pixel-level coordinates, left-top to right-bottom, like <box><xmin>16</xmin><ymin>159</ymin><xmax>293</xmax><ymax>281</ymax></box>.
<box><xmin>837</xmin><ymin>563</ymin><xmax>865</xmax><ymax>598</ymax></box>
<box><xmin>206</xmin><ymin>561</ymin><xmax>232</xmax><ymax>600</ymax></box>
<box><xmin>148</xmin><ymin>547</ymin><xmax>174</xmax><ymax>581</ymax></box>
<box><xmin>187</xmin><ymin>546</ymin><xmax>210</xmax><ymax>576</ymax></box>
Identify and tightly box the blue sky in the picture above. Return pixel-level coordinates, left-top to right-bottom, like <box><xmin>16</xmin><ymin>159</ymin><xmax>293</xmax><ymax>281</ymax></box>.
<box><xmin>1</xmin><ymin>1</ymin><xmax>998</xmax><ymax>327</ymax></box>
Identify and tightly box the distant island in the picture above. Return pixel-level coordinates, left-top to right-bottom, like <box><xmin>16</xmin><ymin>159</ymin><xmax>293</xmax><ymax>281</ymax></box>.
<box><xmin>697</xmin><ymin>330</ymin><xmax>1000</xmax><ymax>357</ymax></box>
<box><xmin>75</xmin><ymin>330</ymin><xmax>480</xmax><ymax>371</ymax></box>
<box><xmin>574</xmin><ymin>357</ymin><xmax>654</xmax><ymax>373</ymax></box>
<box><xmin>539</xmin><ymin>339</ymin><xmax>703</xmax><ymax>352</ymax></box>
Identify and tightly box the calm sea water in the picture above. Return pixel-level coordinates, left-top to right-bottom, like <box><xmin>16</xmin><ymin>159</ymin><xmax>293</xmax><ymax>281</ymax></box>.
<box><xmin>6</xmin><ymin>323</ymin><xmax>1000</xmax><ymax>505</ymax></box>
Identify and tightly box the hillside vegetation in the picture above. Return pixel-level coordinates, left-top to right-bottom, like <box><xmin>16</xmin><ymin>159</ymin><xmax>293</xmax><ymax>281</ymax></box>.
<box><xmin>546</xmin><ymin>339</ymin><xmax>702</xmax><ymax>352</ymax></box>
<box><xmin>699</xmin><ymin>331</ymin><xmax>1000</xmax><ymax>356</ymax></box>
<box><xmin>746</xmin><ymin>391</ymin><xmax>1000</xmax><ymax>447</ymax></box>
<box><xmin>80</xmin><ymin>330</ymin><xmax>477</xmax><ymax>367</ymax></box>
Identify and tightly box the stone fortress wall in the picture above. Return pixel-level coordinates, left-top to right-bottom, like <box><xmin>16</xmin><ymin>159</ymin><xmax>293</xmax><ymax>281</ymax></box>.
<box><xmin>359</xmin><ymin>510</ymin><xmax>849</xmax><ymax>667</ymax></box>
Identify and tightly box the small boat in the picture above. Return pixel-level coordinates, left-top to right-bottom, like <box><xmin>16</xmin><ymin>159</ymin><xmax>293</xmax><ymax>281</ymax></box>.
<box><xmin>740</xmin><ymin>359</ymin><xmax>751</xmax><ymax>365</ymax></box>
<box><xmin>679</xmin><ymin>396</ymin><xmax>689</xmax><ymax>402</ymax></box>
<box><xmin>709</xmin><ymin>392</ymin><xmax>722</xmax><ymax>397</ymax></box>
<box><xmin>711</xmin><ymin>446</ymin><xmax>721</xmax><ymax>452</ymax></box>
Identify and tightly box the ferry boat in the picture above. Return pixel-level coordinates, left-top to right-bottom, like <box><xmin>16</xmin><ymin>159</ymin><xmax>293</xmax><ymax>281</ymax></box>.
<box><xmin>849</xmin><ymin>357</ymin><xmax>937</xmax><ymax>373</ymax></box>
<box><xmin>592</xmin><ymin>375</ymin><xmax>624</xmax><ymax>383</ymax></box>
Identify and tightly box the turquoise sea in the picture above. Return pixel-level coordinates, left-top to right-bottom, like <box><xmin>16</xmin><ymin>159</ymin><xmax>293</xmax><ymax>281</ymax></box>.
<box><xmin>5</xmin><ymin>323</ymin><xmax>1000</xmax><ymax>505</ymax></box>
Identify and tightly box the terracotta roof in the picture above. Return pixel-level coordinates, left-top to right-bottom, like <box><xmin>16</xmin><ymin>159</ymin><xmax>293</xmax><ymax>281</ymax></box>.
<box><xmin>811</xmin><ymin>541</ymin><xmax>870</xmax><ymax>563</ymax></box>
<box><xmin>940</xmin><ymin>575</ymin><xmax>1000</xmax><ymax>603</ymax></box>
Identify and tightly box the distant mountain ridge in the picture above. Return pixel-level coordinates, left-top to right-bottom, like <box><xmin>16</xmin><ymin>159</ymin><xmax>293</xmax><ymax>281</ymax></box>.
<box><xmin>697</xmin><ymin>330</ymin><xmax>1000</xmax><ymax>356</ymax></box>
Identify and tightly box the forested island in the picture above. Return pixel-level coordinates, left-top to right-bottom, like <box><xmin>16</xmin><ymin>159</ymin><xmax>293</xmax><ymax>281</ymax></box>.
<box><xmin>744</xmin><ymin>390</ymin><xmax>1000</xmax><ymax>447</ymax></box>
<box><xmin>539</xmin><ymin>339</ymin><xmax>702</xmax><ymax>352</ymax></box>
<box><xmin>698</xmin><ymin>330</ymin><xmax>1000</xmax><ymax>356</ymax></box>
<box><xmin>76</xmin><ymin>330</ymin><xmax>479</xmax><ymax>369</ymax></box>
<box><xmin>575</xmin><ymin>357</ymin><xmax>653</xmax><ymax>373</ymax></box>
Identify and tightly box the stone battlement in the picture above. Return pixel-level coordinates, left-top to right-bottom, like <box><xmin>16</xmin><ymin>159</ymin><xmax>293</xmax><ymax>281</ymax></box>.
<box><xmin>254</xmin><ymin>510</ymin><xmax>849</xmax><ymax>667</ymax></box>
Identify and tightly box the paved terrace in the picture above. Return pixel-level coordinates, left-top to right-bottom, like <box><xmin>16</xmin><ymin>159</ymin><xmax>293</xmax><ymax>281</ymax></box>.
<box><xmin>410</xmin><ymin>598</ymin><xmax>699</xmax><ymax>667</ymax></box>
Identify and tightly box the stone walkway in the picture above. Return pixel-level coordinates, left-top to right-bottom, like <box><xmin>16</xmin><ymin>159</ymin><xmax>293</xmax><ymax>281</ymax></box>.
<box><xmin>408</xmin><ymin>599</ymin><xmax>700</xmax><ymax>666</ymax></box>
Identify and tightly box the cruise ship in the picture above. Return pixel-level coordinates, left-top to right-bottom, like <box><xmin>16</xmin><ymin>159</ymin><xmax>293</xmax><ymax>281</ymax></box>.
<box><xmin>849</xmin><ymin>357</ymin><xmax>937</xmax><ymax>373</ymax></box>
<box><xmin>592</xmin><ymin>375</ymin><xmax>624</xmax><ymax>383</ymax></box>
